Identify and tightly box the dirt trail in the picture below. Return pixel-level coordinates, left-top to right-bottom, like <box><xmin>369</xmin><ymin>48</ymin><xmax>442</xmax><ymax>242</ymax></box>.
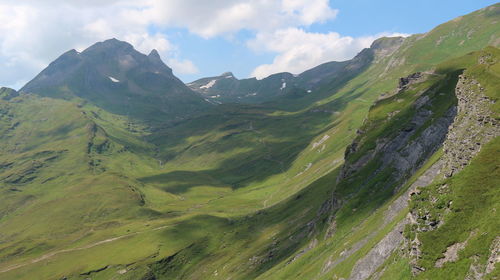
<box><xmin>0</xmin><ymin>225</ymin><xmax>169</xmax><ymax>274</ymax></box>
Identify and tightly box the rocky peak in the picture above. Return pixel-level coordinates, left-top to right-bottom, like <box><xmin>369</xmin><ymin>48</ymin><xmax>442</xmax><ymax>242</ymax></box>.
<box><xmin>220</xmin><ymin>72</ymin><xmax>235</xmax><ymax>78</ymax></box>
<box><xmin>147</xmin><ymin>49</ymin><xmax>173</xmax><ymax>73</ymax></box>
<box><xmin>20</xmin><ymin>38</ymin><xmax>210</xmax><ymax>122</ymax></box>
<box><xmin>370</xmin><ymin>36</ymin><xmax>406</xmax><ymax>60</ymax></box>
<box><xmin>370</xmin><ymin>36</ymin><xmax>405</xmax><ymax>51</ymax></box>
<box><xmin>148</xmin><ymin>49</ymin><xmax>162</xmax><ymax>61</ymax></box>
<box><xmin>398</xmin><ymin>72</ymin><xmax>423</xmax><ymax>91</ymax></box>
<box><xmin>82</xmin><ymin>38</ymin><xmax>134</xmax><ymax>55</ymax></box>
<box><xmin>441</xmin><ymin>74</ymin><xmax>499</xmax><ymax>177</ymax></box>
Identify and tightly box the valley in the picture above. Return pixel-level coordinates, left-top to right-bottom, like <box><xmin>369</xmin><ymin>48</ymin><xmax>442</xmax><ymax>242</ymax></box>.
<box><xmin>0</xmin><ymin>3</ymin><xmax>499</xmax><ymax>280</ymax></box>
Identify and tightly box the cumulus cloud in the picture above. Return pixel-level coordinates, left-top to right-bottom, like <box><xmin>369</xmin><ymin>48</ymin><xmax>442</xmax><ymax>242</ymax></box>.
<box><xmin>0</xmin><ymin>1</ymin><xmax>188</xmax><ymax>87</ymax></box>
<box><xmin>0</xmin><ymin>0</ymin><xmax>407</xmax><ymax>87</ymax></box>
<box><xmin>0</xmin><ymin>0</ymin><xmax>340</xmax><ymax>88</ymax></box>
<box><xmin>128</xmin><ymin>0</ymin><xmax>337</xmax><ymax>38</ymax></box>
<box><xmin>250</xmin><ymin>28</ymin><xmax>410</xmax><ymax>79</ymax></box>
<box><xmin>166</xmin><ymin>59</ymin><xmax>199</xmax><ymax>75</ymax></box>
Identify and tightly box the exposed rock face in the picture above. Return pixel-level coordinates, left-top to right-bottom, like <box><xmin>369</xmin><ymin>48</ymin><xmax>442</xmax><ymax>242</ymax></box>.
<box><xmin>345</xmin><ymin>71</ymin><xmax>498</xmax><ymax>279</ymax></box>
<box><xmin>370</xmin><ymin>36</ymin><xmax>406</xmax><ymax>62</ymax></box>
<box><xmin>441</xmin><ymin>74</ymin><xmax>499</xmax><ymax>177</ymax></box>
<box><xmin>345</xmin><ymin>160</ymin><xmax>444</xmax><ymax>280</ymax></box>
<box><xmin>486</xmin><ymin>237</ymin><xmax>500</xmax><ymax>274</ymax></box>
<box><xmin>348</xmin><ymin>220</ymin><xmax>407</xmax><ymax>280</ymax></box>
<box><xmin>379</xmin><ymin>106</ymin><xmax>454</xmax><ymax>180</ymax></box>
<box><xmin>435</xmin><ymin>239</ymin><xmax>469</xmax><ymax>268</ymax></box>
<box><xmin>398</xmin><ymin>72</ymin><xmax>423</xmax><ymax>91</ymax></box>
<box><xmin>384</xmin><ymin>160</ymin><xmax>444</xmax><ymax>225</ymax></box>
<box><xmin>407</xmin><ymin>73</ymin><xmax>499</xmax><ymax>275</ymax></box>
<box><xmin>464</xmin><ymin>235</ymin><xmax>500</xmax><ymax>280</ymax></box>
<box><xmin>332</xmin><ymin>72</ymin><xmax>458</xmax><ymax>280</ymax></box>
<box><xmin>339</xmin><ymin>75</ymin><xmax>456</xmax><ymax>186</ymax></box>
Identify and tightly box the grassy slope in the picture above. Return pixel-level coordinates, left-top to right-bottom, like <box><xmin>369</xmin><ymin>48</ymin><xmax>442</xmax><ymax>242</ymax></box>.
<box><xmin>410</xmin><ymin>47</ymin><xmax>500</xmax><ymax>280</ymax></box>
<box><xmin>0</xmin><ymin>4</ymin><xmax>498</xmax><ymax>280</ymax></box>
<box><xmin>260</xmin><ymin>46</ymin><xmax>499</xmax><ymax>280</ymax></box>
<box><xmin>302</xmin><ymin>49</ymin><xmax>499</xmax><ymax>280</ymax></box>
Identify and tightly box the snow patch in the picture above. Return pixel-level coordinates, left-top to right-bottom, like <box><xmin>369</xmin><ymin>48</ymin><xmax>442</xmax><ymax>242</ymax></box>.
<box><xmin>307</xmin><ymin>90</ymin><xmax>312</xmax><ymax>93</ymax></box>
<box><xmin>295</xmin><ymin>162</ymin><xmax>312</xmax><ymax>177</ymax></box>
<box><xmin>209</xmin><ymin>95</ymin><xmax>221</xmax><ymax>98</ymax></box>
<box><xmin>312</xmin><ymin>135</ymin><xmax>330</xmax><ymax>149</ymax></box>
<box><xmin>280</xmin><ymin>82</ymin><xmax>287</xmax><ymax>90</ymax></box>
<box><xmin>204</xmin><ymin>98</ymin><xmax>222</xmax><ymax>105</ymax></box>
<box><xmin>200</xmin><ymin>79</ymin><xmax>217</xmax><ymax>89</ymax></box>
<box><xmin>109</xmin><ymin>76</ymin><xmax>120</xmax><ymax>83</ymax></box>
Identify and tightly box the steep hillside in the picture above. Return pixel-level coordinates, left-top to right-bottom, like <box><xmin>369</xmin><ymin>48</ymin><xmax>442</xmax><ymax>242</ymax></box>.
<box><xmin>0</xmin><ymin>4</ymin><xmax>498</xmax><ymax>280</ymax></box>
<box><xmin>255</xmin><ymin>47</ymin><xmax>499</xmax><ymax>280</ymax></box>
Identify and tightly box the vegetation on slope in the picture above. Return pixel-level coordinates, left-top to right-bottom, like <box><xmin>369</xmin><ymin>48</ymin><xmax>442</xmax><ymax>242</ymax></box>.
<box><xmin>0</xmin><ymin>4</ymin><xmax>498</xmax><ymax>280</ymax></box>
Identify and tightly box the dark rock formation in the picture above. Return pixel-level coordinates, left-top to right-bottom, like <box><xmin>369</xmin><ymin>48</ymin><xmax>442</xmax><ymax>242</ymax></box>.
<box><xmin>398</xmin><ymin>72</ymin><xmax>423</xmax><ymax>91</ymax></box>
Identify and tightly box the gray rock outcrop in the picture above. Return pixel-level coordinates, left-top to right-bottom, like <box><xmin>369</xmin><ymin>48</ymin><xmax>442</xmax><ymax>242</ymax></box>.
<box><xmin>441</xmin><ymin>74</ymin><xmax>499</xmax><ymax>177</ymax></box>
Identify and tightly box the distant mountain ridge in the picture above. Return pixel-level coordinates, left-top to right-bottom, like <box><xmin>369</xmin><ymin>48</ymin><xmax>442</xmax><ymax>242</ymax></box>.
<box><xmin>188</xmin><ymin>36</ymin><xmax>405</xmax><ymax>104</ymax></box>
<box><xmin>0</xmin><ymin>3</ymin><xmax>499</xmax><ymax>280</ymax></box>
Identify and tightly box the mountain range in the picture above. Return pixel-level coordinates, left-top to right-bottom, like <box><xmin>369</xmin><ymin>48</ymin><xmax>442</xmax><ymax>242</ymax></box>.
<box><xmin>0</xmin><ymin>3</ymin><xmax>499</xmax><ymax>280</ymax></box>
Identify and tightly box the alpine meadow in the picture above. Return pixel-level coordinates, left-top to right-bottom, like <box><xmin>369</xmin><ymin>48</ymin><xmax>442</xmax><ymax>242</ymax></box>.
<box><xmin>0</xmin><ymin>2</ymin><xmax>499</xmax><ymax>280</ymax></box>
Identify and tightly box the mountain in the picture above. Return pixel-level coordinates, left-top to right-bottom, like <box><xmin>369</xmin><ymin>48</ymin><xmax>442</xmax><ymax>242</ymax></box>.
<box><xmin>0</xmin><ymin>3</ymin><xmax>499</xmax><ymax>280</ymax></box>
<box><xmin>21</xmin><ymin>38</ymin><xmax>211</xmax><ymax>123</ymax></box>
<box><xmin>187</xmin><ymin>71</ymin><xmax>294</xmax><ymax>104</ymax></box>
<box><xmin>187</xmin><ymin>40</ymin><xmax>385</xmax><ymax>104</ymax></box>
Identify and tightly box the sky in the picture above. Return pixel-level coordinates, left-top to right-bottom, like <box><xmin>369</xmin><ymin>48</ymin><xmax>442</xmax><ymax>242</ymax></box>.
<box><xmin>0</xmin><ymin>0</ymin><xmax>498</xmax><ymax>89</ymax></box>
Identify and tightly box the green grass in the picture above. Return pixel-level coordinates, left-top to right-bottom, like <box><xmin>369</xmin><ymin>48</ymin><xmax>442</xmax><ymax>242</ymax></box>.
<box><xmin>410</xmin><ymin>138</ymin><xmax>499</xmax><ymax>279</ymax></box>
<box><xmin>0</xmin><ymin>4</ymin><xmax>499</xmax><ymax>280</ymax></box>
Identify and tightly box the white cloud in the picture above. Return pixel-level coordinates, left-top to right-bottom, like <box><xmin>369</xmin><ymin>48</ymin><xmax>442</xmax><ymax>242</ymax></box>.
<box><xmin>0</xmin><ymin>0</ymin><xmax>408</xmax><ymax>87</ymax></box>
<box><xmin>250</xmin><ymin>28</ymin><xmax>410</xmax><ymax>79</ymax></box>
<box><xmin>0</xmin><ymin>1</ymin><xmax>194</xmax><ymax>88</ymax></box>
<box><xmin>167</xmin><ymin>59</ymin><xmax>199</xmax><ymax>75</ymax></box>
<box><xmin>123</xmin><ymin>33</ymin><xmax>175</xmax><ymax>54</ymax></box>
<box><xmin>128</xmin><ymin>0</ymin><xmax>338</xmax><ymax>38</ymax></box>
<box><xmin>0</xmin><ymin>0</ymin><xmax>340</xmax><ymax>88</ymax></box>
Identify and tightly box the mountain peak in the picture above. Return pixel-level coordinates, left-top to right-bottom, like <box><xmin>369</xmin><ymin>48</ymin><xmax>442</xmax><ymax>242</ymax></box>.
<box><xmin>370</xmin><ymin>36</ymin><xmax>405</xmax><ymax>50</ymax></box>
<box><xmin>82</xmin><ymin>38</ymin><xmax>135</xmax><ymax>55</ymax></box>
<box><xmin>102</xmin><ymin>38</ymin><xmax>130</xmax><ymax>46</ymax></box>
<box><xmin>148</xmin><ymin>49</ymin><xmax>161</xmax><ymax>59</ymax></box>
<box><xmin>220</xmin><ymin>72</ymin><xmax>234</xmax><ymax>78</ymax></box>
<box><xmin>20</xmin><ymin>38</ymin><xmax>209</xmax><ymax>121</ymax></box>
<box><xmin>148</xmin><ymin>49</ymin><xmax>172</xmax><ymax>73</ymax></box>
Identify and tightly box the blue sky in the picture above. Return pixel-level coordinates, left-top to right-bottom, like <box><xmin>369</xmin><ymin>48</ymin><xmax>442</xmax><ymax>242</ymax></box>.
<box><xmin>173</xmin><ymin>0</ymin><xmax>499</xmax><ymax>82</ymax></box>
<box><xmin>0</xmin><ymin>0</ymin><xmax>498</xmax><ymax>88</ymax></box>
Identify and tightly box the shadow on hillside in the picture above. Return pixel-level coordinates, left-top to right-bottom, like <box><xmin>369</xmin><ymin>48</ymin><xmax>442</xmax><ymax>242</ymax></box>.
<box><xmin>148</xmin><ymin>166</ymin><xmax>340</xmax><ymax>279</ymax></box>
<box><xmin>139</xmin><ymin>88</ymin><xmax>367</xmax><ymax>193</ymax></box>
<box><xmin>138</xmin><ymin>170</ymin><xmax>227</xmax><ymax>194</ymax></box>
<box><xmin>148</xmin><ymin>69</ymin><xmax>463</xmax><ymax>280</ymax></box>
